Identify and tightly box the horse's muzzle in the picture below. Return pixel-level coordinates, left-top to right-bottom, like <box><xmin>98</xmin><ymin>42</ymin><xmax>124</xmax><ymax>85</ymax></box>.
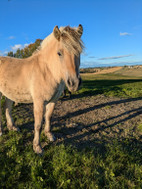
<box><xmin>66</xmin><ymin>76</ymin><xmax>82</xmax><ymax>92</ymax></box>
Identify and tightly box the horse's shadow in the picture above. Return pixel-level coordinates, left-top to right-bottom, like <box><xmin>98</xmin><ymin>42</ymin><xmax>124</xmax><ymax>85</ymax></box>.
<box><xmin>53</xmin><ymin>97</ymin><xmax>142</xmax><ymax>148</ymax></box>
<box><xmin>60</xmin><ymin>97</ymin><xmax>142</xmax><ymax>120</ymax></box>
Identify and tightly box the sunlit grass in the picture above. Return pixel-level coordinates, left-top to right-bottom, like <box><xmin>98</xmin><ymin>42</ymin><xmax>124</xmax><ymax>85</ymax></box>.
<box><xmin>0</xmin><ymin>132</ymin><xmax>142</xmax><ymax>188</ymax></box>
<box><xmin>75</xmin><ymin>73</ymin><xmax>142</xmax><ymax>98</ymax></box>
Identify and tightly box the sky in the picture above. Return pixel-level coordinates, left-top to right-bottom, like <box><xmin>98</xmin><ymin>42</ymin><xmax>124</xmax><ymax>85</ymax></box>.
<box><xmin>0</xmin><ymin>0</ymin><xmax>142</xmax><ymax>68</ymax></box>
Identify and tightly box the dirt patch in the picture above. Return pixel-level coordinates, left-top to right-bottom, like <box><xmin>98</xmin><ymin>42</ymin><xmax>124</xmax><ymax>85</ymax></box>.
<box><xmin>12</xmin><ymin>95</ymin><xmax>142</xmax><ymax>149</ymax></box>
<box><xmin>95</xmin><ymin>67</ymin><xmax>122</xmax><ymax>74</ymax></box>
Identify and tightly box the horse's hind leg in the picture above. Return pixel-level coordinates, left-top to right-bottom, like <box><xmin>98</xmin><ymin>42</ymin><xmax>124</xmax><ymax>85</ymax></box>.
<box><xmin>0</xmin><ymin>93</ymin><xmax>2</xmax><ymax>136</ymax></box>
<box><xmin>4</xmin><ymin>98</ymin><xmax>19</xmax><ymax>132</ymax></box>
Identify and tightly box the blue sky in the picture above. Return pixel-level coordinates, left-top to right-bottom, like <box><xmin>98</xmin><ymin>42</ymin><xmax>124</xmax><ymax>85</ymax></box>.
<box><xmin>0</xmin><ymin>0</ymin><xmax>142</xmax><ymax>68</ymax></box>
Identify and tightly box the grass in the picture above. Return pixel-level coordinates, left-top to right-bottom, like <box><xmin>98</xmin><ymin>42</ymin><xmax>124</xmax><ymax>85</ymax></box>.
<box><xmin>0</xmin><ymin>132</ymin><xmax>142</xmax><ymax>188</ymax></box>
<box><xmin>74</xmin><ymin>73</ymin><xmax>142</xmax><ymax>99</ymax></box>
<box><xmin>0</xmin><ymin>72</ymin><xmax>142</xmax><ymax>188</ymax></box>
<box><xmin>137</xmin><ymin>123</ymin><xmax>142</xmax><ymax>133</ymax></box>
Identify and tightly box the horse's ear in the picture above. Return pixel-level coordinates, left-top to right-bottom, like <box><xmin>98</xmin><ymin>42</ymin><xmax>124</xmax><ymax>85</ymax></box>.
<box><xmin>77</xmin><ymin>24</ymin><xmax>83</xmax><ymax>37</ymax></box>
<box><xmin>53</xmin><ymin>26</ymin><xmax>61</xmax><ymax>41</ymax></box>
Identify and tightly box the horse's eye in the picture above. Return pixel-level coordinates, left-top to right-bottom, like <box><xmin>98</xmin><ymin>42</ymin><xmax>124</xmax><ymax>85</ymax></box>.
<box><xmin>57</xmin><ymin>51</ymin><xmax>62</xmax><ymax>56</ymax></box>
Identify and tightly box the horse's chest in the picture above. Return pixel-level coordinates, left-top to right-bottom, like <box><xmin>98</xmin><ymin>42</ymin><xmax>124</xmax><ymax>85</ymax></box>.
<box><xmin>51</xmin><ymin>82</ymin><xmax>65</xmax><ymax>101</ymax></box>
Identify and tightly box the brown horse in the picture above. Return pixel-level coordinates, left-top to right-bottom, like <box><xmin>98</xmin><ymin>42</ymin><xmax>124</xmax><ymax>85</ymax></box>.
<box><xmin>0</xmin><ymin>25</ymin><xmax>84</xmax><ymax>154</ymax></box>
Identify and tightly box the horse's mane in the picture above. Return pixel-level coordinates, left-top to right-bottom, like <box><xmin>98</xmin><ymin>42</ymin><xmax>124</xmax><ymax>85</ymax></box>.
<box><xmin>40</xmin><ymin>26</ymin><xmax>84</xmax><ymax>56</ymax></box>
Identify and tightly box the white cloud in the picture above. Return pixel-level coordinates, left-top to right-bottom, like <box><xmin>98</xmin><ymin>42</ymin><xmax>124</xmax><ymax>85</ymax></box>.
<box><xmin>0</xmin><ymin>43</ymin><xmax>30</xmax><ymax>56</ymax></box>
<box><xmin>8</xmin><ymin>36</ymin><xmax>15</xmax><ymax>40</ymax></box>
<box><xmin>4</xmin><ymin>51</ymin><xmax>8</xmax><ymax>55</ymax></box>
<box><xmin>0</xmin><ymin>50</ymin><xmax>8</xmax><ymax>56</ymax></box>
<box><xmin>81</xmin><ymin>60</ymin><xmax>142</xmax><ymax>68</ymax></box>
<box><xmin>89</xmin><ymin>56</ymin><xmax>96</xmax><ymax>59</ymax></box>
<box><xmin>11</xmin><ymin>43</ymin><xmax>29</xmax><ymax>51</ymax></box>
<box><xmin>120</xmin><ymin>32</ymin><xmax>132</xmax><ymax>36</ymax></box>
<box><xmin>98</xmin><ymin>54</ymin><xmax>133</xmax><ymax>60</ymax></box>
<box><xmin>24</xmin><ymin>43</ymin><xmax>29</xmax><ymax>47</ymax></box>
<box><xmin>82</xmin><ymin>52</ymin><xmax>89</xmax><ymax>56</ymax></box>
<box><xmin>11</xmin><ymin>44</ymin><xmax>23</xmax><ymax>51</ymax></box>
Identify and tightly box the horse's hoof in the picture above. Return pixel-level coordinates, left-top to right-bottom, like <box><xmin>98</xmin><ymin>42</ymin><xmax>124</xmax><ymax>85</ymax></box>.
<box><xmin>46</xmin><ymin>132</ymin><xmax>56</xmax><ymax>142</ymax></box>
<box><xmin>0</xmin><ymin>132</ymin><xmax>2</xmax><ymax>136</ymax></box>
<box><xmin>8</xmin><ymin>126</ymin><xmax>20</xmax><ymax>132</ymax></box>
<box><xmin>33</xmin><ymin>145</ymin><xmax>43</xmax><ymax>155</ymax></box>
<box><xmin>14</xmin><ymin>126</ymin><xmax>20</xmax><ymax>132</ymax></box>
<box><xmin>49</xmin><ymin>135</ymin><xmax>56</xmax><ymax>142</ymax></box>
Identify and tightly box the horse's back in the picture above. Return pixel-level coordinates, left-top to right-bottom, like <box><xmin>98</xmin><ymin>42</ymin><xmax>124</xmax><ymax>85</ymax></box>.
<box><xmin>0</xmin><ymin>56</ymin><xmax>28</xmax><ymax>74</ymax></box>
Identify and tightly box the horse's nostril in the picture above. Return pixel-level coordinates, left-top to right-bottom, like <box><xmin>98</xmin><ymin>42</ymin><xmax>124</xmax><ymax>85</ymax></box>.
<box><xmin>67</xmin><ymin>79</ymin><xmax>75</xmax><ymax>87</ymax></box>
<box><xmin>67</xmin><ymin>79</ymin><xmax>71</xmax><ymax>86</ymax></box>
<box><xmin>72</xmin><ymin>80</ymin><xmax>75</xmax><ymax>87</ymax></box>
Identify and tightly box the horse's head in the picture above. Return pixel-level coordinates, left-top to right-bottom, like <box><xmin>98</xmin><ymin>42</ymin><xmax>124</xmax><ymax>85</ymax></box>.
<box><xmin>52</xmin><ymin>24</ymin><xmax>84</xmax><ymax>92</ymax></box>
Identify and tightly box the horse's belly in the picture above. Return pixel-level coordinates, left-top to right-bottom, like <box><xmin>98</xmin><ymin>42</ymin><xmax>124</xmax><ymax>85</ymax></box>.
<box><xmin>9</xmin><ymin>93</ymin><xmax>33</xmax><ymax>103</ymax></box>
<box><xmin>0</xmin><ymin>86</ymin><xmax>33</xmax><ymax>103</ymax></box>
<box><xmin>0</xmin><ymin>78</ymin><xmax>33</xmax><ymax>103</ymax></box>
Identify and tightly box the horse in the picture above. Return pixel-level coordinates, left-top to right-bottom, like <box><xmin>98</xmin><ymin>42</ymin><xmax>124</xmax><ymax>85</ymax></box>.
<box><xmin>0</xmin><ymin>24</ymin><xmax>84</xmax><ymax>154</ymax></box>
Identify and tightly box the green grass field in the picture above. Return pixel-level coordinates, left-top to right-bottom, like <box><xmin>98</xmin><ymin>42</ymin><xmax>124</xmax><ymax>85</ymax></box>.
<box><xmin>79</xmin><ymin>73</ymin><xmax>142</xmax><ymax>98</ymax></box>
<box><xmin>0</xmin><ymin>72</ymin><xmax>142</xmax><ymax>188</ymax></box>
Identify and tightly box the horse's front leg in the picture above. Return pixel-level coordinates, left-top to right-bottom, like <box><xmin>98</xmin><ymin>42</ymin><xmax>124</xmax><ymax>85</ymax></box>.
<box><xmin>33</xmin><ymin>100</ymin><xmax>44</xmax><ymax>154</ymax></box>
<box><xmin>4</xmin><ymin>98</ymin><xmax>19</xmax><ymax>132</ymax></box>
<box><xmin>44</xmin><ymin>102</ymin><xmax>56</xmax><ymax>142</ymax></box>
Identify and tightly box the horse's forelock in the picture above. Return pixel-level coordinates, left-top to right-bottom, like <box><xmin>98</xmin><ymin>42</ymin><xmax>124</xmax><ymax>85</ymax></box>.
<box><xmin>40</xmin><ymin>26</ymin><xmax>84</xmax><ymax>56</ymax></box>
<box><xmin>60</xmin><ymin>26</ymin><xmax>84</xmax><ymax>56</ymax></box>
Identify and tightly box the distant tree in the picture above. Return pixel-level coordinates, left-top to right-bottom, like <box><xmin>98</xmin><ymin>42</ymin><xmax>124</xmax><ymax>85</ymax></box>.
<box><xmin>7</xmin><ymin>39</ymin><xmax>42</xmax><ymax>58</ymax></box>
<box><xmin>7</xmin><ymin>51</ymin><xmax>14</xmax><ymax>57</ymax></box>
<box><xmin>15</xmin><ymin>48</ymin><xmax>21</xmax><ymax>58</ymax></box>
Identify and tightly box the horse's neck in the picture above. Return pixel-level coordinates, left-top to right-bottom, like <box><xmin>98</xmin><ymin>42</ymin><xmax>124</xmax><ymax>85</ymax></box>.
<box><xmin>32</xmin><ymin>51</ymin><xmax>62</xmax><ymax>90</ymax></box>
<box><xmin>39</xmin><ymin>50</ymin><xmax>62</xmax><ymax>84</ymax></box>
